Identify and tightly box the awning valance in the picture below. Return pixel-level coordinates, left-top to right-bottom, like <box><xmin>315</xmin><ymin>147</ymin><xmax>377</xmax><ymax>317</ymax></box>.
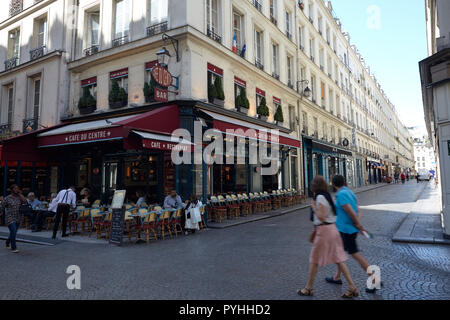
<box><xmin>200</xmin><ymin>110</ymin><xmax>301</xmax><ymax>149</ymax></box>
<box><xmin>132</xmin><ymin>130</ymin><xmax>193</xmax><ymax>152</ymax></box>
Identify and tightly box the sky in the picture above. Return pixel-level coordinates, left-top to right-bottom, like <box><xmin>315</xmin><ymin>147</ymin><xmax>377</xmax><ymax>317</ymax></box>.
<box><xmin>330</xmin><ymin>0</ymin><xmax>428</xmax><ymax>134</ymax></box>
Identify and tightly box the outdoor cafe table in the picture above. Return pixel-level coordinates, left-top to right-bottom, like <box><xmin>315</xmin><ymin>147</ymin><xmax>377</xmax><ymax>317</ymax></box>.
<box><xmin>130</xmin><ymin>208</ymin><xmax>179</xmax><ymax>243</ymax></box>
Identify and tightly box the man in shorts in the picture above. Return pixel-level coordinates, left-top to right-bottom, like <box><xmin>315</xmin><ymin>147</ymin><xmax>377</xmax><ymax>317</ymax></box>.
<box><xmin>325</xmin><ymin>175</ymin><xmax>381</xmax><ymax>294</ymax></box>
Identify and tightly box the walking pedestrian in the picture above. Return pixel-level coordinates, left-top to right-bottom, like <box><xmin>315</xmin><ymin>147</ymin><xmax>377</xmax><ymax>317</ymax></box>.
<box><xmin>327</xmin><ymin>175</ymin><xmax>381</xmax><ymax>294</ymax></box>
<box><xmin>416</xmin><ymin>174</ymin><xmax>420</xmax><ymax>184</ymax></box>
<box><xmin>394</xmin><ymin>172</ymin><xmax>399</xmax><ymax>184</ymax></box>
<box><xmin>184</xmin><ymin>195</ymin><xmax>202</xmax><ymax>235</ymax></box>
<box><xmin>1</xmin><ymin>185</ymin><xmax>27</xmax><ymax>253</ymax></box>
<box><xmin>52</xmin><ymin>186</ymin><xmax>77</xmax><ymax>239</ymax></box>
<box><xmin>297</xmin><ymin>176</ymin><xmax>359</xmax><ymax>298</ymax></box>
<box><xmin>400</xmin><ymin>172</ymin><xmax>406</xmax><ymax>184</ymax></box>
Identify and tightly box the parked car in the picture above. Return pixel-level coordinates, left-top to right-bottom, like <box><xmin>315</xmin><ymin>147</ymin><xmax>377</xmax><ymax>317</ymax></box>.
<box><xmin>418</xmin><ymin>169</ymin><xmax>431</xmax><ymax>181</ymax></box>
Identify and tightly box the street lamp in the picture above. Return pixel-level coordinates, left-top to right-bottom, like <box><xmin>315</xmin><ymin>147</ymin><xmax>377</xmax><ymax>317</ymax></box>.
<box><xmin>297</xmin><ymin>80</ymin><xmax>311</xmax><ymax>98</ymax></box>
<box><xmin>156</xmin><ymin>47</ymin><xmax>171</xmax><ymax>67</ymax></box>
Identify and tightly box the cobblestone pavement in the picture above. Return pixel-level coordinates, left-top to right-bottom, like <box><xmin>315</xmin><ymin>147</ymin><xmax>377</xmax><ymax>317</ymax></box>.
<box><xmin>0</xmin><ymin>181</ymin><xmax>449</xmax><ymax>300</ymax></box>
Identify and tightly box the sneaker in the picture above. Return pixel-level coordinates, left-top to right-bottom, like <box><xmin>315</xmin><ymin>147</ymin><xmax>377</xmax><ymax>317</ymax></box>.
<box><xmin>11</xmin><ymin>249</ymin><xmax>19</xmax><ymax>253</ymax></box>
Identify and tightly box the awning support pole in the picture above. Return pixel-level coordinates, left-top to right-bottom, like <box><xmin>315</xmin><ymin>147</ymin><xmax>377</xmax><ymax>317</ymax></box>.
<box><xmin>3</xmin><ymin>161</ymin><xmax>8</xmax><ymax>198</ymax></box>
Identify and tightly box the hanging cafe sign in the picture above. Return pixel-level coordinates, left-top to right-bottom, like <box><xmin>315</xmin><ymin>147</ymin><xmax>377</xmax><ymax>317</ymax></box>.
<box><xmin>151</xmin><ymin>65</ymin><xmax>175</xmax><ymax>103</ymax></box>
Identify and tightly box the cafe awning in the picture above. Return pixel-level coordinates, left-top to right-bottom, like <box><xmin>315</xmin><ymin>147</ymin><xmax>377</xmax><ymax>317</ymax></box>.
<box><xmin>132</xmin><ymin>130</ymin><xmax>194</xmax><ymax>152</ymax></box>
<box><xmin>200</xmin><ymin>110</ymin><xmax>301</xmax><ymax>148</ymax></box>
<box><xmin>37</xmin><ymin>105</ymin><xmax>180</xmax><ymax>148</ymax></box>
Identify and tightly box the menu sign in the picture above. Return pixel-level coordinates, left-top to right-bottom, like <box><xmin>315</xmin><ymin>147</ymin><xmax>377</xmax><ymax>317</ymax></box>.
<box><xmin>110</xmin><ymin>190</ymin><xmax>126</xmax><ymax>246</ymax></box>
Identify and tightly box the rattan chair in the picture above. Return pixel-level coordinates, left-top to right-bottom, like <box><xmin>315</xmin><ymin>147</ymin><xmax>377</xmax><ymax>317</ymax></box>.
<box><xmin>139</xmin><ymin>212</ymin><xmax>158</xmax><ymax>244</ymax></box>
<box><xmin>210</xmin><ymin>196</ymin><xmax>227</xmax><ymax>223</ymax></box>
<box><xmin>158</xmin><ymin>210</ymin><xmax>173</xmax><ymax>240</ymax></box>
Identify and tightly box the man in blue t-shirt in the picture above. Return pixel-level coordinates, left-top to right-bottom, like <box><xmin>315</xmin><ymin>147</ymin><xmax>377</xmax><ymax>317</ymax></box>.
<box><xmin>325</xmin><ymin>175</ymin><xmax>381</xmax><ymax>294</ymax></box>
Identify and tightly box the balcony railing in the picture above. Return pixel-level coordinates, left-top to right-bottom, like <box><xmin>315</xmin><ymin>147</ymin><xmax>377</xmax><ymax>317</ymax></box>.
<box><xmin>288</xmin><ymin>82</ymin><xmax>294</xmax><ymax>89</ymax></box>
<box><xmin>207</xmin><ymin>28</ymin><xmax>222</xmax><ymax>44</ymax></box>
<box><xmin>286</xmin><ymin>31</ymin><xmax>292</xmax><ymax>41</ymax></box>
<box><xmin>112</xmin><ymin>35</ymin><xmax>129</xmax><ymax>48</ymax></box>
<box><xmin>253</xmin><ymin>0</ymin><xmax>262</xmax><ymax>12</ymax></box>
<box><xmin>9</xmin><ymin>0</ymin><xmax>23</xmax><ymax>17</ymax></box>
<box><xmin>84</xmin><ymin>45</ymin><xmax>99</xmax><ymax>57</ymax></box>
<box><xmin>4</xmin><ymin>57</ymin><xmax>19</xmax><ymax>71</ymax></box>
<box><xmin>0</xmin><ymin>123</ymin><xmax>12</xmax><ymax>135</ymax></box>
<box><xmin>255</xmin><ymin>59</ymin><xmax>264</xmax><ymax>70</ymax></box>
<box><xmin>147</xmin><ymin>21</ymin><xmax>168</xmax><ymax>37</ymax></box>
<box><xmin>270</xmin><ymin>15</ymin><xmax>277</xmax><ymax>26</ymax></box>
<box><xmin>272</xmin><ymin>73</ymin><xmax>280</xmax><ymax>80</ymax></box>
<box><xmin>23</xmin><ymin>117</ymin><xmax>39</xmax><ymax>133</ymax></box>
<box><xmin>29</xmin><ymin>46</ymin><xmax>46</xmax><ymax>61</ymax></box>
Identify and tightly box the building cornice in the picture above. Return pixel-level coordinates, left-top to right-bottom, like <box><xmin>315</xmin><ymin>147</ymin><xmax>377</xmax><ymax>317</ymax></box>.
<box><xmin>0</xmin><ymin>50</ymin><xmax>63</xmax><ymax>77</ymax></box>
<box><xmin>0</xmin><ymin>0</ymin><xmax>57</xmax><ymax>29</ymax></box>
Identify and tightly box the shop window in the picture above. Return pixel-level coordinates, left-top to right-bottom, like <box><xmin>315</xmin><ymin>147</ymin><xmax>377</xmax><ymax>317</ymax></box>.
<box><xmin>256</xmin><ymin>88</ymin><xmax>265</xmax><ymax>109</ymax></box>
<box><xmin>234</xmin><ymin>77</ymin><xmax>246</xmax><ymax>104</ymax></box>
<box><xmin>81</xmin><ymin>77</ymin><xmax>98</xmax><ymax>99</ymax></box>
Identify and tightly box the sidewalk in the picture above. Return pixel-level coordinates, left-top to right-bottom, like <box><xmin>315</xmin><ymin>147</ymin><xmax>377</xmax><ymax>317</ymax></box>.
<box><xmin>208</xmin><ymin>182</ymin><xmax>390</xmax><ymax>229</ymax></box>
<box><xmin>392</xmin><ymin>181</ymin><xmax>450</xmax><ymax>245</ymax></box>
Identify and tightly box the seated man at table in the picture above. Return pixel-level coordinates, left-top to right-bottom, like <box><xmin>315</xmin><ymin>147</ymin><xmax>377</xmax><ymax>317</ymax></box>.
<box><xmin>163</xmin><ymin>190</ymin><xmax>183</xmax><ymax>209</ymax></box>
<box><xmin>25</xmin><ymin>192</ymin><xmax>41</xmax><ymax>229</ymax></box>
<box><xmin>32</xmin><ymin>193</ymin><xmax>58</xmax><ymax>232</ymax></box>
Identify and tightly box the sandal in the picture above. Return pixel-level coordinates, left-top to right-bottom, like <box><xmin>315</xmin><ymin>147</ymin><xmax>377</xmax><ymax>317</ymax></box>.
<box><xmin>342</xmin><ymin>288</ymin><xmax>359</xmax><ymax>299</ymax></box>
<box><xmin>297</xmin><ymin>288</ymin><xmax>314</xmax><ymax>296</ymax></box>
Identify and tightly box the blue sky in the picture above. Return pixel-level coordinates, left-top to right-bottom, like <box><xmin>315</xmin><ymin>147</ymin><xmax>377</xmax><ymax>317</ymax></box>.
<box><xmin>330</xmin><ymin>0</ymin><xmax>428</xmax><ymax>129</ymax></box>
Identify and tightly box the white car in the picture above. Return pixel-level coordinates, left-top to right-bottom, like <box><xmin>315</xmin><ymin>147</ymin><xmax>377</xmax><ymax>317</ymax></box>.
<box><xmin>418</xmin><ymin>170</ymin><xmax>431</xmax><ymax>181</ymax></box>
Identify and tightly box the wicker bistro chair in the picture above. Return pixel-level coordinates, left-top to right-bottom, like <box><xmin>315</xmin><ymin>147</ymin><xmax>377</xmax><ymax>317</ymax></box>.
<box><xmin>270</xmin><ymin>191</ymin><xmax>282</xmax><ymax>210</ymax></box>
<box><xmin>72</xmin><ymin>209</ymin><xmax>91</xmax><ymax>234</ymax></box>
<box><xmin>199</xmin><ymin>205</ymin><xmax>207</xmax><ymax>229</ymax></box>
<box><xmin>157</xmin><ymin>210</ymin><xmax>173</xmax><ymax>240</ymax></box>
<box><xmin>209</xmin><ymin>196</ymin><xmax>227</xmax><ymax>223</ymax></box>
<box><xmin>241</xmin><ymin>194</ymin><xmax>253</xmax><ymax>215</ymax></box>
<box><xmin>236</xmin><ymin>194</ymin><xmax>250</xmax><ymax>217</ymax></box>
<box><xmin>261</xmin><ymin>192</ymin><xmax>272</xmax><ymax>212</ymax></box>
<box><xmin>225</xmin><ymin>195</ymin><xmax>240</xmax><ymax>219</ymax></box>
<box><xmin>88</xmin><ymin>209</ymin><xmax>103</xmax><ymax>238</ymax></box>
<box><xmin>139</xmin><ymin>212</ymin><xmax>158</xmax><ymax>244</ymax></box>
<box><xmin>249</xmin><ymin>193</ymin><xmax>264</xmax><ymax>214</ymax></box>
<box><xmin>101</xmin><ymin>213</ymin><xmax>113</xmax><ymax>239</ymax></box>
<box><xmin>170</xmin><ymin>208</ymin><xmax>183</xmax><ymax>236</ymax></box>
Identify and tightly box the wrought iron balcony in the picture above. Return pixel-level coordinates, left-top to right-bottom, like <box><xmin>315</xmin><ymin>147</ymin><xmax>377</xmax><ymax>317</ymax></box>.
<box><xmin>272</xmin><ymin>73</ymin><xmax>280</xmax><ymax>80</ymax></box>
<box><xmin>147</xmin><ymin>21</ymin><xmax>168</xmax><ymax>37</ymax></box>
<box><xmin>299</xmin><ymin>45</ymin><xmax>304</xmax><ymax>52</ymax></box>
<box><xmin>9</xmin><ymin>0</ymin><xmax>23</xmax><ymax>17</ymax></box>
<box><xmin>288</xmin><ymin>82</ymin><xmax>294</xmax><ymax>89</ymax></box>
<box><xmin>4</xmin><ymin>57</ymin><xmax>19</xmax><ymax>71</ymax></box>
<box><xmin>207</xmin><ymin>29</ymin><xmax>222</xmax><ymax>44</ymax></box>
<box><xmin>286</xmin><ymin>31</ymin><xmax>292</xmax><ymax>41</ymax></box>
<box><xmin>30</xmin><ymin>46</ymin><xmax>46</xmax><ymax>61</ymax></box>
<box><xmin>112</xmin><ymin>35</ymin><xmax>129</xmax><ymax>48</ymax></box>
<box><xmin>255</xmin><ymin>59</ymin><xmax>264</xmax><ymax>70</ymax></box>
<box><xmin>270</xmin><ymin>15</ymin><xmax>277</xmax><ymax>26</ymax></box>
<box><xmin>84</xmin><ymin>45</ymin><xmax>99</xmax><ymax>57</ymax></box>
<box><xmin>253</xmin><ymin>0</ymin><xmax>262</xmax><ymax>12</ymax></box>
<box><xmin>23</xmin><ymin>118</ymin><xmax>39</xmax><ymax>133</ymax></box>
<box><xmin>0</xmin><ymin>123</ymin><xmax>12</xmax><ymax>135</ymax></box>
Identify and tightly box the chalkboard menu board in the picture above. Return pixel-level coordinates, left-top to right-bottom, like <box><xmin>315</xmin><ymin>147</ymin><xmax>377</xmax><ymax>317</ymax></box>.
<box><xmin>109</xmin><ymin>208</ymin><xmax>125</xmax><ymax>246</ymax></box>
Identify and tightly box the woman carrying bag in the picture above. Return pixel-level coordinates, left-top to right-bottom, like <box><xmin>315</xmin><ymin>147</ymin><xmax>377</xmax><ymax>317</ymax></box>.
<box><xmin>297</xmin><ymin>176</ymin><xmax>359</xmax><ymax>298</ymax></box>
<box><xmin>184</xmin><ymin>195</ymin><xmax>202</xmax><ymax>235</ymax></box>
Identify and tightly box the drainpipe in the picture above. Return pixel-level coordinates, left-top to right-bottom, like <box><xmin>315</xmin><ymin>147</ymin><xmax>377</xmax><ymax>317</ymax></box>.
<box><xmin>294</xmin><ymin>3</ymin><xmax>303</xmax><ymax>193</ymax></box>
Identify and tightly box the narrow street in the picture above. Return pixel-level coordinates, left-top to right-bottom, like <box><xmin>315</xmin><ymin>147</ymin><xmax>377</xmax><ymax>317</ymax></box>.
<box><xmin>1</xmin><ymin>181</ymin><xmax>448</xmax><ymax>300</ymax></box>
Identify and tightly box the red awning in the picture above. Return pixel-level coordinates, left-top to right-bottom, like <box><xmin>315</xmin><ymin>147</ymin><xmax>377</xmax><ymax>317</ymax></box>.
<box><xmin>37</xmin><ymin>105</ymin><xmax>180</xmax><ymax>148</ymax></box>
<box><xmin>201</xmin><ymin>110</ymin><xmax>301</xmax><ymax>148</ymax></box>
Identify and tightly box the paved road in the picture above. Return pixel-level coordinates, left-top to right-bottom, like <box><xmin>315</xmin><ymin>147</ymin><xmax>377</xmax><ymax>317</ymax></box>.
<box><xmin>0</xmin><ymin>181</ymin><xmax>449</xmax><ymax>300</ymax></box>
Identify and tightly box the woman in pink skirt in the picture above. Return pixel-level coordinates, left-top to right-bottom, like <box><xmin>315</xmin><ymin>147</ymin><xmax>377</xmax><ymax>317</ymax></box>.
<box><xmin>297</xmin><ymin>176</ymin><xmax>359</xmax><ymax>298</ymax></box>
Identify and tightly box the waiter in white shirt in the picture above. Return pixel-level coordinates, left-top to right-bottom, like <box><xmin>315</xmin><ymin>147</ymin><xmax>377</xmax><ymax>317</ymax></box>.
<box><xmin>52</xmin><ymin>186</ymin><xmax>77</xmax><ymax>239</ymax></box>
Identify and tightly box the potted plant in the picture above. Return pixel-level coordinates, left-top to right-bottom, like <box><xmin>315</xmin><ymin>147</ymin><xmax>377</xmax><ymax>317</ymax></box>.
<box><xmin>256</xmin><ymin>97</ymin><xmax>269</xmax><ymax>121</ymax></box>
<box><xmin>109</xmin><ymin>79</ymin><xmax>128</xmax><ymax>109</ymax></box>
<box><xmin>78</xmin><ymin>87</ymin><xmax>97</xmax><ymax>115</ymax></box>
<box><xmin>235</xmin><ymin>88</ymin><xmax>249</xmax><ymax>114</ymax></box>
<box><xmin>143</xmin><ymin>77</ymin><xmax>157</xmax><ymax>103</ymax></box>
<box><xmin>274</xmin><ymin>105</ymin><xmax>284</xmax><ymax>126</ymax></box>
<box><xmin>208</xmin><ymin>81</ymin><xmax>218</xmax><ymax>104</ymax></box>
<box><xmin>213</xmin><ymin>77</ymin><xmax>225</xmax><ymax>107</ymax></box>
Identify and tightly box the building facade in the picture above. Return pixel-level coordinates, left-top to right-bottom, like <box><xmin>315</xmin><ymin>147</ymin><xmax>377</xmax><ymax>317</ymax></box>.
<box><xmin>0</xmin><ymin>0</ymin><xmax>415</xmax><ymax>205</ymax></box>
<box><xmin>420</xmin><ymin>0</ymin><xmax>450</xmax><ymax>237</ymax></box>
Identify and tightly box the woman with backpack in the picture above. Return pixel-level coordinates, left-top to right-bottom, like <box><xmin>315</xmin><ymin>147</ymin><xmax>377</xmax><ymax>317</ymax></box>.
<box><xmin>297</xmin><ymin>176</ymin><xmax>358</xmax><ymax>298</ymax></box>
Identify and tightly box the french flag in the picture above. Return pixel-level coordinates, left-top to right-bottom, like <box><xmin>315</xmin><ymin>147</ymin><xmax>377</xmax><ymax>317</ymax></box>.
<box><xmin>232</xmin><ymin>34</ymin><xmax>237</xmax><ymax>53</ymax></box>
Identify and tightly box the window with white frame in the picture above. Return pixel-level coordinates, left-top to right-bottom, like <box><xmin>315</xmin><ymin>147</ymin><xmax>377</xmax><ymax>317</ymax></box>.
<box><xmin>7</xmin><ymin>28</ymin><xmax>20</xmax><ymax>59</ymax></box>
<box><xmin>149</xmin><ymin>0</ymin><xmax>168</xmax><ymax>25</ymax></box>
<box><xmin>298</xmin><ymin>25</ymin><xmax>304</xmax><ymax>50</ymax></box>
<box><xmin>207</xmin><ymin>0</ymin><xmax>219</xmax><ymax>34</ymax></box>
<box><xmin>285</xmin><ymin>10</ymin><xmax>291</xmax><ymax>39</ymax></box>
<box><xmin>86</xmin><ymin>10</ymin><xmax>100</xmax><ymax>48</ymax></box>
<box><xmin>29</xmin><ymin>76</ymin><xmax>41</xmax><ymax>120</ymax></box>
<box><xmin>3</xmin><ymin>85</ymin><xmax>14</xmax><ymax>125</ymax></box>
<box><xmin>233</xmin><ymin>10</ymin><xmax>243</xmax><ymax>52</ymax></box>
<box><xmin>270</xmin><ymin>0</ymin><xmax>277</xmax><ymax>25</ymax></box>
<box><xmin>254</xmin><ymin>28</ymin><xmax>263</xmax><ymax>67</ymax></box>
<box><xmin>287</xmin><ymin>55</ymin><xmax>293</xmax><ymax>86</ymax></box>
<box><xmin>114</xmin><ymin>0</ymin><xmax>130</xmax><ymax>40</ymax></box>
<box><xmin>35</xmin><ymin>16</ymin><xmax>47</xmax><ymax>48</ymax></box>
<box><xmin>309</xmin><ymin>36</ymin><xmax>315</xmax><ymax>61</ymax></box>
<box><xmin>310</xmin><ymin>74</ymin><xmax>316</xmax><ymax>102</ymax></box>
<box><xmin>272</xmin><ymin>43</ymin><xmax>279</xmax><ymax>77</ymax></box>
